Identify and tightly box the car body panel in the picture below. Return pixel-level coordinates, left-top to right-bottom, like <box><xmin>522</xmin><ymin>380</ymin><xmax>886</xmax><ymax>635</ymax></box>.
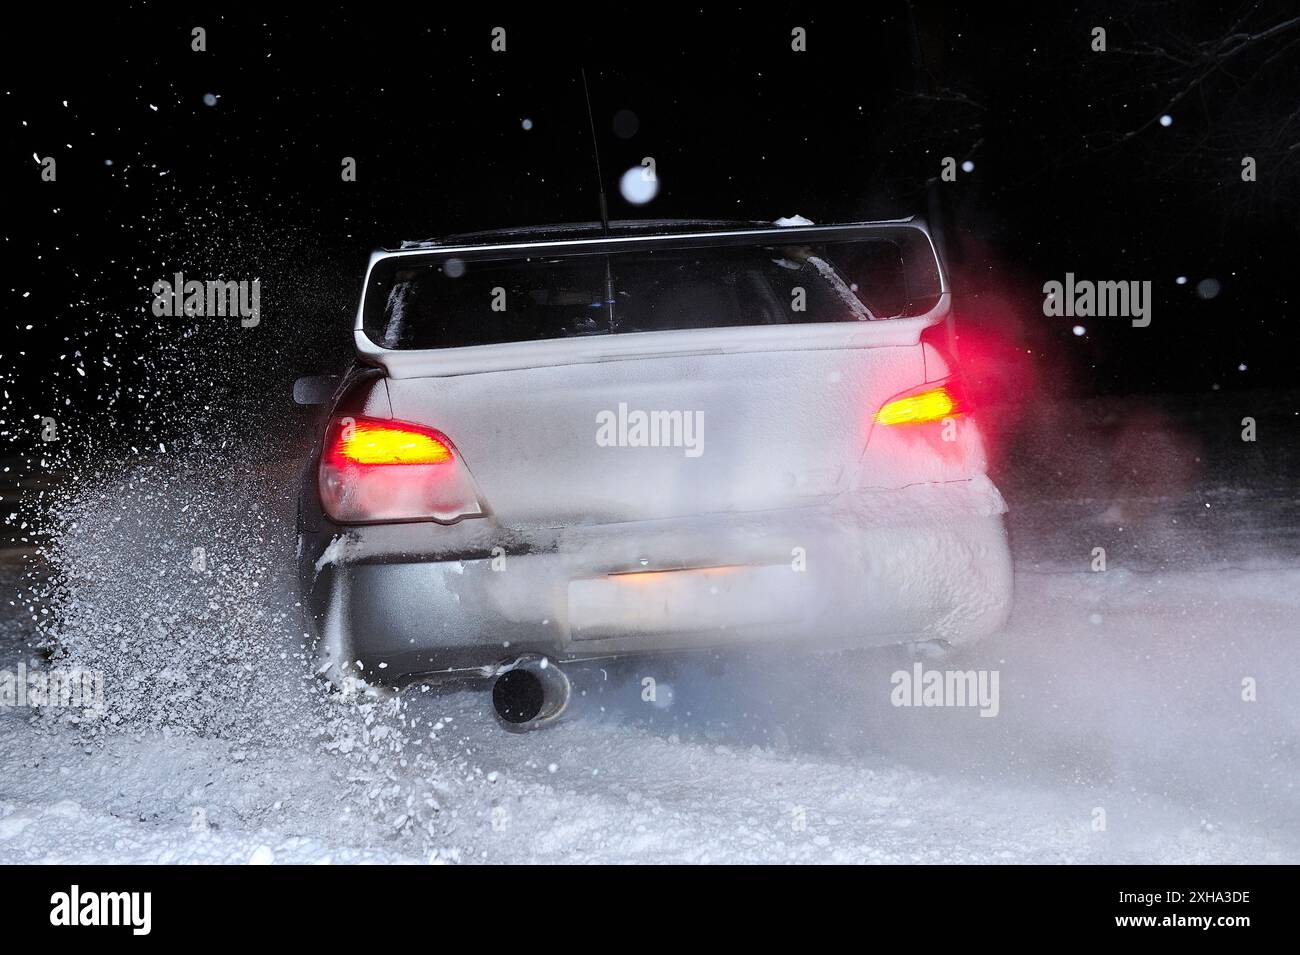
<box><xmin>306</xmin><ymin>478</ymin><xmax>1011</xmax><ymax>682</ymax></box>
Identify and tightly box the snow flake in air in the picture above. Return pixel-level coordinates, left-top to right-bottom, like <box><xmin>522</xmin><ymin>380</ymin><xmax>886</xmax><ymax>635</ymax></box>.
<box><xmin>1196</xmin><ymin>278</ymin><xmax>1221</xmax><ymax>300</ymax></box>
<box><xmin>619</xmin><ymin>165</ymin><xmax>658</xmax><ymax>205</ymax></box>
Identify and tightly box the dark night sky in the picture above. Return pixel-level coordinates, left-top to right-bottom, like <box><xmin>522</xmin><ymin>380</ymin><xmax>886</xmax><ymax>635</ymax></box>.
<box><xmin>2</xmin><ymin>3</ymin><xmax>1298</xmax><ymax>455</ymax></box>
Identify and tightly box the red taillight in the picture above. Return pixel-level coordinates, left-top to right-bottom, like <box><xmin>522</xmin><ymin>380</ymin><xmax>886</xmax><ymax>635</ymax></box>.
<box><xmin>319</xmin><ymin>416</ymin><xmax>483</xmax><ymax>524</ymax></box>
<box><xmin>875</xmin><ymin>379</ymin><xmax>965</xmax><ymax>426</ymax></box>
<box><xmin>325</xmin><ymin>418</ymin><xmax>454</xmax><ymax>467</ymax></box>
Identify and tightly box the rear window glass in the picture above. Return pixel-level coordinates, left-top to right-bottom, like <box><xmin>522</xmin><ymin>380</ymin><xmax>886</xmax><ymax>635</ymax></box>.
<box><xmin>364</xmin><ymin>233</ymin><xmax>943</xmax><ymax>350</ymax></box>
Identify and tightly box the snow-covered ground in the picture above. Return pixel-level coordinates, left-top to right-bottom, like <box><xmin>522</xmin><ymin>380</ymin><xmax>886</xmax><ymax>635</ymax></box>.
<box><xmin>1</xmin><ymin>397</ymin><xmax>1297</xmax><ymax>864</ymax></box>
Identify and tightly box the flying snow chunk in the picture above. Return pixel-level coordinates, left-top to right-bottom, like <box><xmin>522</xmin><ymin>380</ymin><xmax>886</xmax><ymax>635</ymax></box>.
<box><xmin>773</xmin><ymin>215</ymin><xmax>815</xmax><ymax>227</ymax></box>
<box><xmin>1159</xmin><ymin>114</ymin><xmax>1173</xmax><ymax>127</ymax></box>
<box><xmin>1196</xmin><ymin>278</ymin><xmax>1222</xmax><ymax>300</ymax></box>
<box><xmin>619</xmin><ymin>165</ymin><xmax>659</xmax><ymax>205</ymax></box>
<box><xmin>961</xmin><ymin>160</ymin><xmax>975</xmax><ymax>173</ymax></box>
<box><xmin>521</xmin><ymin>118</ymin><xmax>533</xmax><ymax>130</ymax></box>
<box><xmin>1072</xmin><ymin>325</ymin><xmax>1086</xmax><ymax>336</ymax></box>
<box><xmin>249</xmin><ymin>845</ymin><xmax>275</xmax><ymax>865</ymax></box>
<box><xmin>203</xmin><ymin>93</ymin><xmax>218</xmax><ymax>107</ymax></box>
<box><xmin>1176</xmin><ymin>276</ymin><xmax>1188</xmax><ymax>285</ymax></box>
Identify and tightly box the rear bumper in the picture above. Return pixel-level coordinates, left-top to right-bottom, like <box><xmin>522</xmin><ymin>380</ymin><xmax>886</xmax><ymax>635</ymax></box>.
<box><xmin>301</xmin><ymin>477</ymin><xmax>1012</xmax><ymax>683</ymax></box>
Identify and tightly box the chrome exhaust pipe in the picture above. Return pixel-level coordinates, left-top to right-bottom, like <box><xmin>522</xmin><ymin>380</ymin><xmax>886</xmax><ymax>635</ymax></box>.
<box><xmin>491</xmin><ymin>654</ymin><xmax>571</xmax><ymax>732</ymax></box>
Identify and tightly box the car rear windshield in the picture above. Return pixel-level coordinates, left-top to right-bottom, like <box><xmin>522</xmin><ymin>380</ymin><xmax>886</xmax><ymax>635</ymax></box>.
<box><xmin>363</xmin><ymin>232</ymin><xmax>943</xmax><ymax>350</ymax></box>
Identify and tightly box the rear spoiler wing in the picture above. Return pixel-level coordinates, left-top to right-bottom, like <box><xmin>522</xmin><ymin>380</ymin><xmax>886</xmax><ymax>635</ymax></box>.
<box><xmin>353</xmin><ymin>220</ymin><xmax>951</xmax><ymax>379</ymax></box>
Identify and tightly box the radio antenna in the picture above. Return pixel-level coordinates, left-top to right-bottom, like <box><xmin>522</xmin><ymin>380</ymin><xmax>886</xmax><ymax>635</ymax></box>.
<box><xmin>581</xmin><ymin>68</ymin><xmax>611</xmax><ymax>236</ymax></box>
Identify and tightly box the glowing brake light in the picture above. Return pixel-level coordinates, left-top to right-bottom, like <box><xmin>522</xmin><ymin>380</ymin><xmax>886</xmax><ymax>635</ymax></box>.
<box><xmin>875</xmin><ymin>384</ymin><xmax>961</xmax><ymax>426</ymax></box>
<box><xmin>330</xmin><ymin>421</ymin><xmax>453</xmax><ymax>466</ymax></box>
<box><xmin>319</xmin><ymin>416</ymin><xmax>483</xmax><ymax>524</ymax></box>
